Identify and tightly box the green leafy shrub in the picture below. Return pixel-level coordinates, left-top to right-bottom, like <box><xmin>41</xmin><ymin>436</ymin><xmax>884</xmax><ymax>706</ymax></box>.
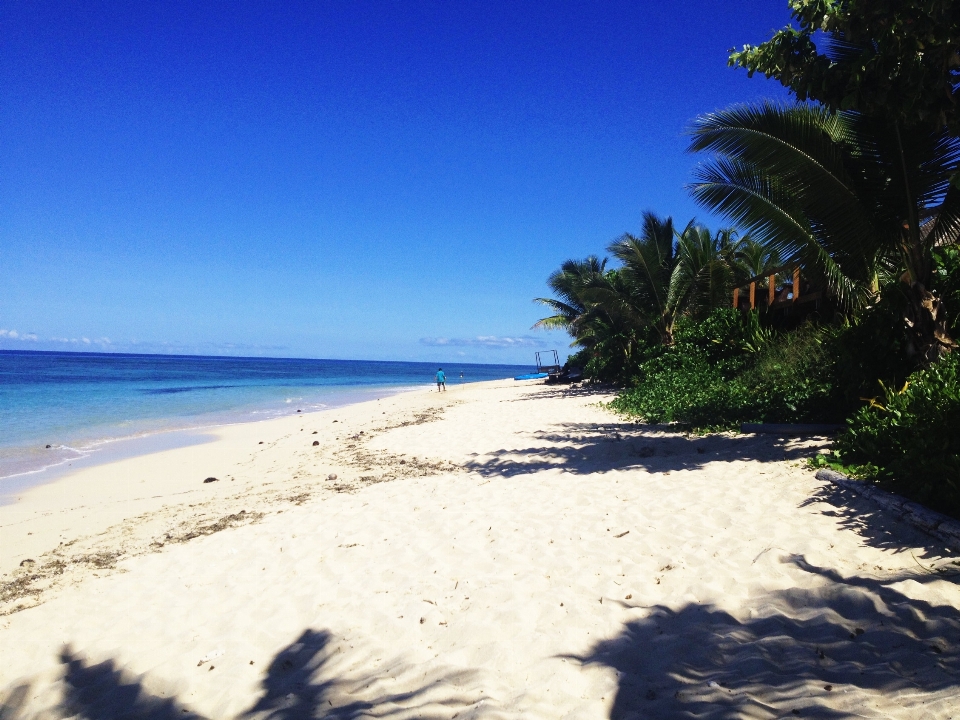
<box><xmin>736</xmin><ymin>323</ymin><xmax>843</xmax><ymax>422</ymax></box>
<box><xmin>830</xmin><ymin>292</ymin><xmax>913</xmax><ymax>414</ymax></box>
<box><xmin>612</xmin><ymin>311</ymin><xmax>842</xmax><ymax>429</ymax></box>
<box><xmin>932</xmin><ymin>245</ymin><xmax>960</xmax><ymax>338</ymax></box>
<box><xmin>565</xmin><ymin>347</ymin><xmax>592</xmax><ymax>371</ymax></box>
<box><xmin>674</xmin><ymin>307</ymin><xmax>773</xmax><ymax>362</ymax></box>
<box><xmin>610</xmin><ymin>347</ymin><xmax>746</xmax><ymax>429</ymax></box>
<box><xmin>610</xmin><ymin>309</ymin><xmax>758</xmax><ymax>428</ymax></box>
<box><xmin>834</xmin><ymin>353</ymin><xmax>960</xmax><ymax>519</ymax></box>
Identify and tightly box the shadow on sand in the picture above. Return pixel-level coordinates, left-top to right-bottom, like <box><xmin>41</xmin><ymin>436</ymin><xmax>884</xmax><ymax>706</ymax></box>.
<box><xmin>507</xmin><ymin>383</ymin><xmax>617</xmax><ymax>401</ymax></box>
<box><xmin>466</xmin><ymin>421</ymin><xmax>960</xmax><ymax>558</ymax></box>
<box><xmin>464</xmin><ymin>421</ymin><xmax>826</xmax><ymax>478</ymax></box>
<box><xmin>569</xmin><ymin>554</ymin><xmax>960</xmax><ymax>719</ymax></box>
<box><xmin>0</xmin><ymin>629</ymin><xmax>477</xmax><ymax>720</ymax></box>
<box><xmin>801</xmin><ymin>482</ymin><xmax>960</xmax><ymax>561</ymax></box>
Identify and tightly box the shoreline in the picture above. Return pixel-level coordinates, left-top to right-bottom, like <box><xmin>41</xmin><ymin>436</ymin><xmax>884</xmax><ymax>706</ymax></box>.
<box><xmin>0</xmin><ymin>382</ymin><xmax>431</xmax><ymax>502</ymax></box>
<box><xmin>0</xmin><ymin>429</ymin><xmax>219</xmax><ymax>506</ymax></box>
<box><xmin>3</xmin><ymin>379</ymin><xmax>959</xmax><ymax>718</ymax></box>
<box><xmin>1</xmin><ymin>350</ymin><xmax>526</xmax><ymax>488</ymax></box>
<box><xmin>0</xmin><ymin>379</ymin><xmax>482</xmax><ymax>579</ymax></box>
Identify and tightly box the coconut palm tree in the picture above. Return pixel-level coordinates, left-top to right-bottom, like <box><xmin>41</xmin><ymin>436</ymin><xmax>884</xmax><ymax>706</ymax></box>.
<box><xmin>532</xmin><ymin>257</ymin><xmax>633</xmax><ymax>349</ymax></box>
<box><xmin>668</xmin><ymin>223</ymin><xmax>742</xmax><ymax>321</ymax></box>
<box><xmin>687</xmin><ymin>101</ymin><xmax>960</xmax><ymax>362</ymax></box>
<box><xmin>533</xmin><ymin>258</ymin><xmax>647</xmax><ymax>379</ymax></box>
<box><xmin>532</xmin><ymin>256</ymin><xmax>607</xmax><ymax>336</ymax></box>
<box><xmin>537</xmin><ymin>213</ymin><xmax>750</xmax><ymax>352</ymax></box>
<box><xmin>605</xmin><ymin>212</ymin><xmax>678</xmax><ymax>344</ymax></box>
<box><xmin>733</xmin><ymin>235</ymin><xmax>781</xmax><ymax>281</ymax></box>
<box><xmin>726</xmin><ymin>234</ymin><xmax>783</xmax><ymax>310</ymax></box>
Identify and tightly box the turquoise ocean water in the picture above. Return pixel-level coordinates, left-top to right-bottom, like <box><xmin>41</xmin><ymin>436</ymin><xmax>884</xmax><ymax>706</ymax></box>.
<box><xmin>0</xmin><ymin>351</ymin><xmax>530</xmax><ymax>487</ymax></box>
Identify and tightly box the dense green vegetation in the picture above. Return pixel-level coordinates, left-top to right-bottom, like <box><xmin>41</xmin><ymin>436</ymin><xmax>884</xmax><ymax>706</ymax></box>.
<box><xmin>730</xmin><ymin>0</ymin><xmax>960</xmax><ymax>136</ymax></box>
<box><xmin>609</xmin><ymin>311</ymin><xmax>841</xmax><ymax>430</ymax></box>
<box><xmin>548</xmin><ymin>245</ymin><xmax>960</xmax><ymax>518</ymax></box>
<box><xmin>835</xmin><ymin>352</ymin><xmax>960</xmax><ymax>517</ymax></box>
<box><xmin>535</xmin><ymin>1</ymin><xmax>960</xmax><ymax>519</ymax></box>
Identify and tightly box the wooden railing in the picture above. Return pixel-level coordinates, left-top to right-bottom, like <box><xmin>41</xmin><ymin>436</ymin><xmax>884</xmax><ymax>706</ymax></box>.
<box><xmin>733</xmin><ymin>264</ymin><xmax>818</xmax><ymax>311</ymax></box>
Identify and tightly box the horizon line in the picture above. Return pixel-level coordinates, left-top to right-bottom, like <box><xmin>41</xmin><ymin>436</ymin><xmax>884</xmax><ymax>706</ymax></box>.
<box><xmin>0</xmin><ymin>347</ymin><xmax>540</xmax><ymax>367</ymax></box>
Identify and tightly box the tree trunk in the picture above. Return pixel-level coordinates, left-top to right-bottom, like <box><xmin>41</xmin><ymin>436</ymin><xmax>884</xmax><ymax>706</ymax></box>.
<box><xmin>659</xmin><ymin>318</ymin><xmax>675</xmax><ymax>346</ymax></box>
<box><xmin>903</xmin><ymin>281</ymin><xmax>955</xmax><ymax>364</ymax></box>
<box><xmin>891</xmin><ymin>122</ymin><xmax>955</xmax><ymax>364</ymax></box>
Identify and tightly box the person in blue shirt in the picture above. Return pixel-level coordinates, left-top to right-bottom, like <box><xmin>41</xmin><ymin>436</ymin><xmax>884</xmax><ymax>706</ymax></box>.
<box><xmin>436</xmin><ymin>368</ymin><xmax>446</xmax><ymax>392</ymax></box>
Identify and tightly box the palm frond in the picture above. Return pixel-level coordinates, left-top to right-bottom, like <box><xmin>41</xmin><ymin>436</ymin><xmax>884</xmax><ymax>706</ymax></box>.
<box><xmin>689</xmin><ymin>103</ymin><xmax>885</xmax><ymax>276</ymax></box>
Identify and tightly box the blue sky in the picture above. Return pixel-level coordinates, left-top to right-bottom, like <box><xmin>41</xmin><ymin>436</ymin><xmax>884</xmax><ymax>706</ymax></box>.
<box><xmin>0</xmin><ymin>1</ymin><xmax>790</xmax><ymax>363</ymax></box>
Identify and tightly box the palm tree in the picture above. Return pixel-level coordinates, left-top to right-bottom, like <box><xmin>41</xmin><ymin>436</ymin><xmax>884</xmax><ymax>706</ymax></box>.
<box><xmin>687</xmin><ymin>101</ymin><xmax>960</xmax><ymax>362</ymax></box>
<box><xmin>537</xmin><ymin>213</ymin><xmax>749</xmax><ymax>351</ymax></box>
<box><xmin>533</xmin><ymin>258</ymin><xmax>647</xmax><ymax>379</ymax></box>
<box><xmin>605</xmin><ymin>212</ymin><xmax>678</xmax><ymax>343</ymax></box>
<box><xmin>727</xmin><ymin>234</ymin><xmax>783</xmax><ymax>309</ymax></box>
<box><xmin>734</xmin><ymin>235</ymin><xmax>781</xmax><ymax>281</ymax></box>
<box><xmin>532</xmin><ymin>256</ymin><xmax>607</xmax><ymax>336</ymax></box>
<box><xmin>668</xmin><ymin>223</ymin><xmax>741</xmax><ymax>321</ymax></box>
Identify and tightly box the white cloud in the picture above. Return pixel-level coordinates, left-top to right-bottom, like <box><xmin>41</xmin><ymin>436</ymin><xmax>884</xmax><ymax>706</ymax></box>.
<box><xmin>2</xmin><ymin>330</ymin><xmax>288</xmax><ymax>357</ymax></box>
<box><xmin>31</xmin><ymin>335</ymin><xmax>112</xmax><ymax>347</ymax></box>
<box><xmin>0</xmin><ymin>329</ymin><xmax>38</xmax><ymax>341</ymax></box>
<box><xmin>420</xmin><ymin>335</ymin><xmax>544</xmax><ymax>349</ymax></box>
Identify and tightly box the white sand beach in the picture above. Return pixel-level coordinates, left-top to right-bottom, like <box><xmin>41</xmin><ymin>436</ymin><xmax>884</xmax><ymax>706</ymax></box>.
<box><xmin>1</xmin><ymin>380</ymin><xmax>958</xmax><ymax>719</ymax></box>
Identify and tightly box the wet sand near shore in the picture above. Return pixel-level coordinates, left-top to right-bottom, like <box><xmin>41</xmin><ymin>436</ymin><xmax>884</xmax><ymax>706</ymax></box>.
<box><xmin>1</xmin><ymin>379</ymin><xmax>958</xmax><ymax>719</ymax></box>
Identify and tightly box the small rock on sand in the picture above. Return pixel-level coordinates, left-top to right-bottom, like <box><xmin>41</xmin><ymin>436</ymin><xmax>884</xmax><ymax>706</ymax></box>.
<box><xmin>312</xmin><ymin>441</ymin><xmax>319</xmax><ymax>446</ymax></box>
<box><xmin>327</xmin><ymin>473</ymin><xmax>338</xmax><ymax>481</ymax></box>
<box><xmin>203</xmin><ymin>477</ymin><xmax>219</xmax><ymax>483</ymax></box>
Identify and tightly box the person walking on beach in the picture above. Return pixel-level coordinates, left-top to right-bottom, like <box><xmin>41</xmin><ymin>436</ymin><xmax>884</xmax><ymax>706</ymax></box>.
<box><xmin>436</xmin><ymin>368</ymin><xmax>446</xmax><ymax>392</ymax></box>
